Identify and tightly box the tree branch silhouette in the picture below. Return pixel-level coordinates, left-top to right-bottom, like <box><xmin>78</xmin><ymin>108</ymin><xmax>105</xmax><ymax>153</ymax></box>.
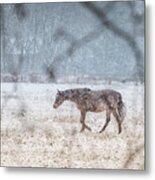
<box><xmin>81</xmin><ymin>2</ymin><xmax>144</xmax><ymax>82</ymax></box>
<box><xmin>46</xmin><ymin>2</ymin><xmax>116</xmax><ymax>81</ymax></box>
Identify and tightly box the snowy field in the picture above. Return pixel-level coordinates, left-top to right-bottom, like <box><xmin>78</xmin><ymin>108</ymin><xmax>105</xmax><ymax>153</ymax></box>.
<box><xmin>1</xmin><ymin>82</ymin><xmax>144</xmax><ymax>169</ymax></box>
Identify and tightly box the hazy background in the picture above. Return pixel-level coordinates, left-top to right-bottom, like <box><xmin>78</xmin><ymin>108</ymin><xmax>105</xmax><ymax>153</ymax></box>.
<box><xmin>0</xmin><ymin>1</ymin><xmax>144</xmax><ymax>83</ymax></box>
<box><xmin>1</xmin><ymin>1</ymin><xmax>145</xmax><ymax>169</ymax></box>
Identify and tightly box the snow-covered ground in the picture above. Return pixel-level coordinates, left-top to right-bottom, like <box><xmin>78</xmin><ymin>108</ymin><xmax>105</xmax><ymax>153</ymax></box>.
<box><xmin>1</xmin><ymin>82</ymin><xmax>144</xmax><ymax>169</ymax></box>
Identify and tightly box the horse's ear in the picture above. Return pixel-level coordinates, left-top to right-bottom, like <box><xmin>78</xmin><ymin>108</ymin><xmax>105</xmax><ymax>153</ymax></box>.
<box><xmin>57</xmin><ymin>89</ymin><xmax>61</xmax><ymax>95</ymax></box>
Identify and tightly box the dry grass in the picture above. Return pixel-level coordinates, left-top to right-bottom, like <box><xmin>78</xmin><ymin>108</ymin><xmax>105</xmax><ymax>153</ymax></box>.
<box><xmin>1</xmin><ymin>83</ymin><xmax>144</xmax><ymax>169</ymax></box>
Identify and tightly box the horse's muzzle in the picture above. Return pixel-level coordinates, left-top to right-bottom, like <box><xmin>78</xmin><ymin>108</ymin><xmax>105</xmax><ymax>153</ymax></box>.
<box><xmin>53</xmin><ymin>104</ymin><xmax>57</xmax><ymax>109</ymax></box>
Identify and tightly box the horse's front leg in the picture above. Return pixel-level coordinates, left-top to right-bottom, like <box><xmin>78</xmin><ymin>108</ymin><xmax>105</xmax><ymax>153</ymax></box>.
<box><xmin>80</xmin><ymin>111</ymin><xmax>91</xmax><ymax>132</ymax></box>
<box><xmin>99</xmin><ymin>110</ymin><xmax>111</xmax><ymax>133</ymax></box>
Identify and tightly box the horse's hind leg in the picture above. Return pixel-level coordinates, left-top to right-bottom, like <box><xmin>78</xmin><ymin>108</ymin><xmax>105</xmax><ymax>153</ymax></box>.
<box><xmin>99</xmin><ymin>110</ymin><xmax>111</xmax><ymax>133</ymax></box>
<box><xmin>84</xmin><ymin>124</ymin><xmax>91</xmax><ymax>131</ymax></box>
<box><xmin>112</xmin><ymin>109</ymin><xmax>122</xmax><ymax>134</ymax></box>
<box><xmin>80</xmin><ymin>111</ymin><xmax>91</xmax><ymax>132</ymax></box>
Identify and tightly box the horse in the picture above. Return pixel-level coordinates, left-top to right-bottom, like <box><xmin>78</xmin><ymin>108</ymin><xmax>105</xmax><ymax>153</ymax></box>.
<box><xmin>53</xmin><ymin>88</ymin><xmax>126</xmax><ymax>134</ymax></box>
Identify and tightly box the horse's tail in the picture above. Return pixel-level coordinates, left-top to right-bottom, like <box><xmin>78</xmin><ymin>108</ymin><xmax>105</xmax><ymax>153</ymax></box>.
<box><xmin>117</xmin><ymin>95</ymin><xmax>126</xmax><ymax>123</ymax></box>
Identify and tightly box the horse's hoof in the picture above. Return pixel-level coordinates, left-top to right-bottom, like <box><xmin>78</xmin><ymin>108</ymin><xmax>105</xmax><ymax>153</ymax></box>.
<box><xmin>118</xmin><ymin>130</ymin><xmax>121</xmax><ymax>134</ymax></box>
<box><xmin>88</xmin><ymin>128</ymin><xmax>92</xmax><ymax>132</ymax></box>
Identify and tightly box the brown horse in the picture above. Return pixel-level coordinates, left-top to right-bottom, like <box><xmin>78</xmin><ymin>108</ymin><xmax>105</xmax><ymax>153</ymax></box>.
<box><xmin>53</xmin><ymin>88</ymin><xmax>126</xmax><ymax>134</ymax></box>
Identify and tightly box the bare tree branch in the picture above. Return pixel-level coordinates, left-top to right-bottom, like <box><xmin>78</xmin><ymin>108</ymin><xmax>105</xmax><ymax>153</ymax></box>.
<box><xmin>46</xmin><ymin>2</ymin><xmax>116</xmax><ymax>81</ymax></box>
<box><xmin>81</xmin><ymin>2</ymin><xmax>144</xmax><ymax>82</ymax></box>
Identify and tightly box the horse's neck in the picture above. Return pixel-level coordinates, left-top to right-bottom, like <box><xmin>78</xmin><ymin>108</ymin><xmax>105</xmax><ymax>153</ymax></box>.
<box><xmin>65</xmin><ymin>91</ymin><xmax>78</xmax><ymax>104</ymax></box>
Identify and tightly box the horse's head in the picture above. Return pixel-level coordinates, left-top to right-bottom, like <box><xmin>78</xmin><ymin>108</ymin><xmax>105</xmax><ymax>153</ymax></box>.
<box><xmin>53</xmin><ymin>90</ymin><xmax>65</xmax><ymax>109</ymax></box>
